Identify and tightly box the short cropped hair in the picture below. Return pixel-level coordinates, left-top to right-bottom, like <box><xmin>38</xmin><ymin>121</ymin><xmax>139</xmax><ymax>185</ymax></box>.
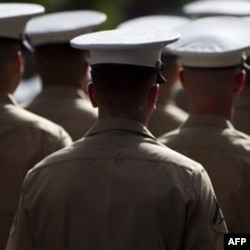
<box><xmin>91</xmin><ymin>64</ymin><xmax>158</xmax><ymax>116</ymax></box>
<box><xmin>35</xmin><ymin>43</ymin><xmax>89</xmax><ymax>62</ymax></box>
<box><xmin>35</xmin><ymin>43</ymin><xmax>89</xmax><ymax>87</ymax></box>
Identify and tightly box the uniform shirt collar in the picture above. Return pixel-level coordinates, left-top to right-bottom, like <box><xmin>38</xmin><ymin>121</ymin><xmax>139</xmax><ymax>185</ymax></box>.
<box><xmin>182</xmin><ymin>114</ymin><xmax>234</xmax><ymax>130</ymax></box>
<box><xmin>85</xmin><ymin>118</ymin><xmax>156</xmax><ymax>140</ymax></box>
<box><xmin>0</xmin><ymin>92</ymin><xmax>18</xmax><ymax>105</ymax></box>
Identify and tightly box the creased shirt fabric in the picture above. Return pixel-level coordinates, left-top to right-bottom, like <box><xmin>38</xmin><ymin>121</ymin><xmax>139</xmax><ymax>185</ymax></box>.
<box><xmin>9</xmin><ymin>118</ymin><xmax>226</xmax><ymax>250</ymax></box>
<box><xmin>0</xmin><ymin>93</ymin><xmax>72</xmax><ymax>250</ymax></box>
<box><xmin>25</xmin><ymin>86</ymin><xmax>97</xmax><ymax>141</ymax></box>
<box><xmin>159</xmin><ymin>114</ymin><xmax>250</xmax><ymax>233</ymax></box>
<box><xmin>148</xmin><ymin>102</ymin><xmax>188</xmax><ymax>137</ymax></box>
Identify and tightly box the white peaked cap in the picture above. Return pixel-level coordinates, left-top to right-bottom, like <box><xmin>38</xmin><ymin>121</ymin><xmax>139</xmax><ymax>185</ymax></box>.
<box><xmin>26</xmin><ymin>10</ymin><xmax>107</xmax><ymax>46</ymax></box>
<box><xmin>117</xmin><ymin>15</ymin><xmax>189</xmax><ymax>54</ymax></box>
<box><xmin>242</xmin><ymin>16</ymin><xmax>250</xmax><ymax>56</ymax></box>
<box><xmin>167</xmin><ymin>16</ymin><xmax>250</xmax><ymax>67</ymax></box>
<box><xmin>183</xmin><ymin>0</ymin><xmax>250</xmax><ymax>17</ymax></box>
<box><xmin>0</xmin><ymin>3</ymin><xmax>44</xmax><ymax>40</ymax></box>
<box><xmin>70</xmin><ymin>29</ymin><xmax>180</xmax><ymax>69</ymax></box>
<box><xmin>117</xmin><ymin>15</ymin><xmax>189</xmax><ymax>30</ymax></box>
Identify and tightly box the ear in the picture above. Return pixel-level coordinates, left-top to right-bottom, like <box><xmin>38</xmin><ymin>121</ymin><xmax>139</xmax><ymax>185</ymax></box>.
<box><xmin>148</xmin><ymin>84</ymin><xmax>159</xmax><ymax>110</ymax></box>
<box><xmin>82</xmin><ymin>61</ymin><xmax>89</xmax><ymax>77</ymax></box>
<box><xmin>235</xmin><ymin>69</ymin><xmax>246</xmax><ymax>93</ymax></box>
<box><xmin>9</xmin><ymin>51</ymin><xmax>24</xmax><ymax>93</ymax></box>
<box><xmin>179</xmin><ymin>67</ymin><xmax>187</xmax><ymax>90</ymax></box>
<box><xmin>13</xmin><ymin>51</ymin><xmax>24</xmax><ymax>74</ymax></box>
<box><xmin>87</xmin><ymin>82</ymin><xmax>98</xmax><ymax>108</ymax></box>
<box><xmin>173</xmin><ymin>62</ymin><xmax>180</xmax><ymax>82</ymax></box>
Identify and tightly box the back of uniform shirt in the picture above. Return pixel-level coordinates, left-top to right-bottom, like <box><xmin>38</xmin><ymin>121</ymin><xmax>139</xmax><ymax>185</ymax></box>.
<box><xmin>11</xmin><ymin>120</ymin><xmax>226</xmax><ymax>250</ymax></box>
<box><xmin>159</xmin><ymin>116</ymin><xmax>250</xmax><ymax>233</ymax></box>
<box><xmin>0</xmin><ymin>99</ymin><xmax>72</xmax><ymax>249</ymax></box>
<box><xmin>25</xmin><ymin>87</ymin><xmax>97</xmax><ymax>141</ymax></box>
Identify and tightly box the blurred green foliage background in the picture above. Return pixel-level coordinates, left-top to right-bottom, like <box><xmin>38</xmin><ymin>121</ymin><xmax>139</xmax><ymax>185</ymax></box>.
<box><xmin>1</xmin><ymin>0</ymin><xmax>193</xmax><ymax>29</ymax></box>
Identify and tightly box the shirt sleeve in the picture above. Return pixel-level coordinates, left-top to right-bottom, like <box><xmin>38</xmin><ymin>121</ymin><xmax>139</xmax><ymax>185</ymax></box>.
<box><xmin>41</xmin><ymin>127</ymin><xmax>72</xmax><ymax>158</ymax></box>
<box><xmin>183</xmin><ymin>167</ymin><xmax>228</xmax><ymax>250</ymax></box>
<box><xmin>5</xmin><ymin>180</ymin><xmax>37</xmax><ymax>250</ymax></box>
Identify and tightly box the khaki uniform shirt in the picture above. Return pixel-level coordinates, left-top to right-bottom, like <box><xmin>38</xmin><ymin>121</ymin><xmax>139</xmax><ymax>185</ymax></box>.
<box><xmin>0</xmin><ymin>93</ymin><xmax>72</xmax><ymax>250</ymax></box>
<box><xmin>159</xmin><ymin>114</ymin><xmax>250</xmax><ymax>233</ymax></box>
<box><xmin>233</xmin><ymin>97</ymin><xmax>250</xmax><ymax>135</ymax></box>
<box><xmin>14</xmin><ymin>75</ymin><xmax>42</xmax><ymax>105</ymax></box>
<box><xmin>9</xmin><ymin>118</ymin><xmax>226</xmax><ymax>250</ymax></box>
<box><xmin>148</xmin><ymin>102</ymin><xmax>188</xmax><ymax>137</ymax></box>
<box><xmin>25</xmin><ymin>86</ymin><xmax>97</xmax><ymax>141</ymax></box>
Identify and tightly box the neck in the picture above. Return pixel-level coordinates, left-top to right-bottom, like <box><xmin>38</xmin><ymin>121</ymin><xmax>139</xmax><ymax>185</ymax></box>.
<box><xmin>98</xmin><ymin>108</ymin><xmax>148</xmax><ymax>126</ymax></box>
<box><xmin>189</xmin><ymin>96</ymin><xmax>234</xmax><ymax>121</ymax></box>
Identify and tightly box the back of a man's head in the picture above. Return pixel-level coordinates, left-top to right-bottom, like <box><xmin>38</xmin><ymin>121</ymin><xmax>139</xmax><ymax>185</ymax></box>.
<box><xmin>180</xmin><ymin>65</ymin><xmax>245</xmax><ymax>119</ymax></box>
<box><xmin>183</xmin><ymin>65</ymin><xmax>242</xmax><ymax>93</ymax></box>
<box><xmin>70</xmin><ymin>28</ymin><xmax>181</xmax><ymax>122</ymax></box>
<box><xmin>91</xmin><ymin>64</ymin><xmax>158</xmax><ymax>118</ymax></box>
<box><xmin>0</xmin><ymin>3</ymin><xmax>45</xmax><ymax>93</ymax></box>
<box><xmin>35</xmin><ymin>44</ymin><xmax>89</xmax><ymax>88</ymax></box>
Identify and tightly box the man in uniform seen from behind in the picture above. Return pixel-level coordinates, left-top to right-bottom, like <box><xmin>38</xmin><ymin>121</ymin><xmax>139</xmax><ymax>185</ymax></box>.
<box><xmin>159</xmin><ymin>17</ymin><xmax>250</xmax><ymax>233</ymax></box>
<box><xmin>233</xmin><ymin>17</ymin><xmax>250</xmax><ymax>135</ymax></box>
<box><xmin>233</xmin><ymin>56</ymin><xmax>250</xmax><ymax>134</ymax></box>
<box><xmin>174</xmin><ymin>0</ymin><xmax>250</xmax><ymax>113</ymax></box>
<box><xmin>24</xmin><ymin>11</ymin><xmax>106</xmax><ymax>141</ymax></box>
<box><xmin>6</xmin><ymin>28</ymin><xmax>227</xmax><ymax>250</ymax></box>
<box><xmin>117</xmin><ymin>15</ymin><xmax>188</xmax><ymax>137</ymax></box>
<box><xmin>0</xmin><ymin>4</ymin><xmax>72</xmax><ymax>250</ymax></box>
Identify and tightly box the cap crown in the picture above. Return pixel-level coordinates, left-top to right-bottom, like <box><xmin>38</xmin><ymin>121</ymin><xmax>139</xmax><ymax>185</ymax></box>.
<box><xmin>184</xmin><ymin>0</ymin><xmax>250</xmax><ymax>17</ymax></box>
<box><xmin>117</xmin><ymin>15</ymin><xmax>189</xmax><ymax>55</ymax></box>
<box><xmin>168</xmin><ymin>16</ymin><xmax>250</xmax><ymax>67</ymax></box>
<box><xmin>117</xmin><ymin>15</ymin><xmax>189</xmax><ymax>30</ymax></box>
<box><xmin>0</xmin><ymin>3</ymin><xmax>44</xmax><ymax>40</ymax></box>
<box><xmin>26</xmin><ymin>10</ymin><xmax>107</xmax><ymax>46</ymax></box>
<box><xmin>70</xmin><ymin>29</ymin><xmax>180</xmax><ymax>68</ymax></box>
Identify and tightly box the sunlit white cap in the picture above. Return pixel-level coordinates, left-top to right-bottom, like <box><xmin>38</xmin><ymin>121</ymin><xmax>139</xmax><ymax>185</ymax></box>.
<box><xmin>117</xmin><ymin>15</ymin><xmax>189</xmax><ymax>54</ymax></box>
<box><xmin>241</xmin><ymin>16</ymin><xmax>250</xmax><ymax>56</ymax></box>
<box><xmin>168</xmin><ymin>16</ymin><xmax>250</xmax><ymax>67</ymax></box>
<box><xmin>117</xmin><ymin>15</ymin><xmax>189</xmax><ymax>30</ymax></box>
<box><xmin>70</xmin><ymin>28</ymin><xmax>180</xmax><ymax>68</ymax></box>
<box><xmin>183</xmin><ymin>0</ymin><xmax>250</xmax><ymax>17</ymax></box>
<box><xmin>26</xmin><ymin>10</ymin><xmax>107</xmax><ymax>46</ymax></box>
<box><xmin>71</xmin><ymin>29</ymin><xmax>180</xmax><ymax>83</ymax></box>
<box><xmin>0</xmin><ymin>3</ymin><xmax>44</xmax><ymax>40</ymax></box>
